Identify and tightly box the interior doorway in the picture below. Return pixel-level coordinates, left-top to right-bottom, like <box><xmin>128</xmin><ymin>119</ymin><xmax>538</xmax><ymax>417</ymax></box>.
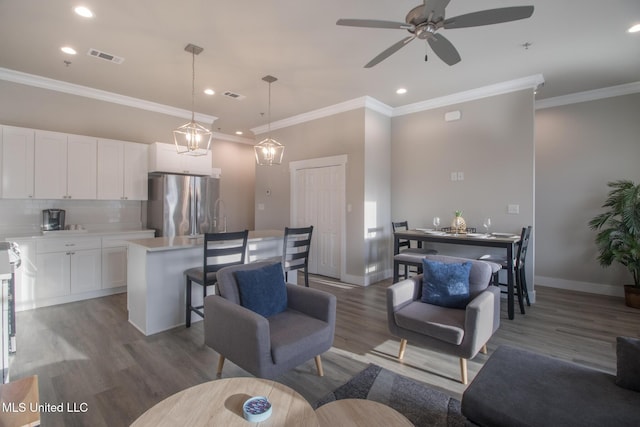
<box><xmin>290</xmin><ymin>155</ymin><xmax>346</xmax><ymax>280</ymax></box>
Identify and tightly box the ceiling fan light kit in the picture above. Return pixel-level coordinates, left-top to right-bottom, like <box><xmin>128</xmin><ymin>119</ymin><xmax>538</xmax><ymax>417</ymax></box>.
<box><xmin>173</xmin><ymin>43</ymin><xmax>212</xmax><ymax>157</ymax></box>
<box><xmin>254</xmin><ymin>75</ymin><xmax>285</xmax><ymax>166</ymax></box>
<box><xmin>337</xmin><ymin>0</ymin><xmax>534</xmax><ymax>68</ymax></box>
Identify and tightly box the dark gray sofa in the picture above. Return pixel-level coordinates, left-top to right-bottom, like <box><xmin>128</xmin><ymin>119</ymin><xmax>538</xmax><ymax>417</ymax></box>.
<box><xmin>462</xmin><ymin>344</ymin><xmax>640</xmax><ymax>427</ymax></box>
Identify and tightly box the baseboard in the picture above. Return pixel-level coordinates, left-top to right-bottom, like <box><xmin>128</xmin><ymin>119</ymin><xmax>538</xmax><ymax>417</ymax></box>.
<box><xmin>535</xmin><ymin>275</ymin><xmax>624</xmax><ymax>297</ymax></box>
<box><xmin>342</xmin><ymin>268</ymin><xmax>392</xmax><ymax>287</ymax></box>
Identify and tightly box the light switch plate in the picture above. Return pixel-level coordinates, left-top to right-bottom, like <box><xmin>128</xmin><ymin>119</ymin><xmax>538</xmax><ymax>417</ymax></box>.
<box><xmin>457</xmin><ymin>171</ymin><xmax>464</xmax><ymax>181</ymax></box>
<box><xmin>507</xmin><ymin>204</ymin><xmax>520</xmax><ymax>214</ymax></box>
<box><xmin>450</xmin><ymin>172</ymin><xmax>458</xmax><ymax>181</ymax></box>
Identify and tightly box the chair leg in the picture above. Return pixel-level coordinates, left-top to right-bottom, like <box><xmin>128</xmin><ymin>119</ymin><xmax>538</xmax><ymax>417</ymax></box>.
<box><xmin>515</xmin><ymin>271</ymin><xmax>526</xmax><ymax>314</ymax></box>
<box><xmin>520</xmin><ymin>268</ymin><xmax>531</xmax><ymax>306</ymax></box>
<box><xmin>185</xmin><ymin>277</ymin><xmax>192</xmax><ymax>328</ymax></box>
<box><xmin>393</xmin><ymin>261</ymin><xmax>400</xmax><ymax>283</ymax></box>
<box><xmin>216</xmin><ymin>355</ymin><xmax>225</xmax><ymax>379</ymax></box>
<box><xmin>460</xmin><ymin>358</ymin><xmax>468</xmax><ymax>385</ymax></box>
<box><xmin>481</xmin><ymin>344</ymin><xmax>488</xmax><ymax>354</ymax></box>
<box><xmin>304</xmin><ymin>268</ymin><xmax>309</xmax><ymax>287</ymax></box>
<box><xmin>398</xmin><ymin>339</ymin><xmax>408</xmax><ymax>360</ymax></box>
<box><xmin>314</xmin><ymin>355</ymin><xmax>324</xmax><ymax>377</ymax></box>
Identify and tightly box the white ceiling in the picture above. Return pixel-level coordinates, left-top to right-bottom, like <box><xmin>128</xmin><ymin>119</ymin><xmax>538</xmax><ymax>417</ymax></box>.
<box><xmin>0</xmin><ymin>0</ymin><xmax>638</xmax><ymax>138</ymax></box>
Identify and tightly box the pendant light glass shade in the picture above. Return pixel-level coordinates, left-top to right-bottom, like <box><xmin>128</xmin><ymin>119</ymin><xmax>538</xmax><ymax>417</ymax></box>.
<box><xmin>254</xmin><ymin>137</ymin><xmax>285</xmax><ymax>165</ymax></box>
<box><xmin>174</xmin><ymin>44</ymin><xmax>212</xmax><ymax>156</ymax></box>
<box><xmin>254</xmin><ymin>75</ymin><xmax>284</xmax><ymax>165</ymax></box>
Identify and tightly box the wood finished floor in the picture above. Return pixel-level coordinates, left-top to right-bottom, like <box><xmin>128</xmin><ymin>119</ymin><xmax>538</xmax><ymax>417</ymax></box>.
<box><xmin>10</xmin><ymin>276</ymin><xmax>640</xmax><ymax>426</ymax></box>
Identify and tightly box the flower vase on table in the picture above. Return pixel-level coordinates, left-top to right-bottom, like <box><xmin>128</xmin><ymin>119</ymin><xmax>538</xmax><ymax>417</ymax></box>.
<box><xmin>451</xmin><ymin>211</ymin><xmax>466</xmax><ymax>234</ymax></box>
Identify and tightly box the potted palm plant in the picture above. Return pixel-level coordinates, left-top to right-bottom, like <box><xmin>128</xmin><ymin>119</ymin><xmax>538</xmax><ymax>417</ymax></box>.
<box><xmin>588</xmin><ymin>180</ymin><xmax>640</xmax><ymax>308</ymax></box>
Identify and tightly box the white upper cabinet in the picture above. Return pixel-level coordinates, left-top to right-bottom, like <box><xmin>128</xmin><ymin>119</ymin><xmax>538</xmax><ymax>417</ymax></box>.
<box><xmin>1</xmin><ymin>126</ymin><xmax>35</xmax><ymax>199</ymax></box>
<box><xmin>97</xmin><ymin>139</ymin><xmax>148</xmax><ymax>200</ymax></box>
<box><xmin>148</xmin><ymin>142</ymin><xmax>213</xmax><ymax>176</ymax></box>
<box><xmin>34</xmin><ymin>131</ymin><xmax>97</xmax><ymax>199</ymax></box>
<box><xmin>67</xmin><ymin>135</ymin><xmax>97</xmax><ymax>199</ymax></box>
<box><xmin>34</xmin><ymin>131</ymin><xmax>68</xmax><ymax>199</ymax></box>
<box><xmin>97</xmin><ymin>139</ymin><xmax>125</xmax><ymax>200</ymax></box>
<box><xmin>123</xmin><ymin>142</ymin><xmax>148</xmax><ymax>200</ymax></box>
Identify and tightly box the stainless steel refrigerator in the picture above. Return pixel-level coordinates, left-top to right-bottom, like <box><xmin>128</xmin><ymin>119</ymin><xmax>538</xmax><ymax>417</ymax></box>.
<box><xmin>147</xmin><ymin>173</ymin><xmax>221</xmax><ymax>237</ymax></box>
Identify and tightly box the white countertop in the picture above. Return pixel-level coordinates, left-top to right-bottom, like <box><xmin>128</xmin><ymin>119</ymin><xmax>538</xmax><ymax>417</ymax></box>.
<box><xmin>128</xmin><ymin>229</ymin><xmax>284</xmax><ymax>252</ymax></box>
<box><xmin>3</xmin><ymin>229</ymin><xmax>156</xmax><ymax>241</ymax></box>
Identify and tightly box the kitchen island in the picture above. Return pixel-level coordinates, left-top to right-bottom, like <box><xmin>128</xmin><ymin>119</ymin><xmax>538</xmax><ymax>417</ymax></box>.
<box><xmin>126</xmin><ymin>230</ymin><xmax>287</xmax><ymax>336</ymax></box>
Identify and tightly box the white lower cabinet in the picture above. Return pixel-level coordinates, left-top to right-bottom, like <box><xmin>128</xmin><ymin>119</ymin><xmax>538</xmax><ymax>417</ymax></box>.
<box><xmin>14</xmin><ymin>231</ymin><xmax>154</xmax><ymax>310</ymax></box>
<box><xmin>36</xmin><ymin>237</ymin><xmax>102</xmax><ymax>301</ymax></box>
<box><xmin>102</xmin><ymin>246</ymin><xmax>127</xmax><ymax>289</ymax></box>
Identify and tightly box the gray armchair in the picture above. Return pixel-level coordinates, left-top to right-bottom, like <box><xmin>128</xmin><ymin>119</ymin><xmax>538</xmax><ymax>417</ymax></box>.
<box><xmin>204</xmin><ymin>261</ymin><xmax>336</xmax><ymax>379</ymax></box>
<box><xmin>387</xmin><ymin>255</ymin><xmax>499</xmax><ymax>384</ymax></box>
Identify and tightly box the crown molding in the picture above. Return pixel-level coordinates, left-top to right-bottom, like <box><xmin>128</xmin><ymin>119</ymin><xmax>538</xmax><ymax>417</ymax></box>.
<box><xmin>0</xmin><ymin>67</ymin><xmax>217</xmax><ymax>123</ymax></box>
<box><xmin>535</xmin><ymin>81</ymin><xmax>640</xmax><ymax>110</ymax></box>
<box><xmin>212</xmin><ymin>131</ymin><xmax>255</xmax><ymax>145</ymax></box>
<box><xmin>251</xmin><ymin>96</ymin><xmax>393</xmax><ymax>135</ymax></box>
<box><xmin>392</xmin><ymin>74</ymin><xmax>545</xmax><ymax>117</ymax></box>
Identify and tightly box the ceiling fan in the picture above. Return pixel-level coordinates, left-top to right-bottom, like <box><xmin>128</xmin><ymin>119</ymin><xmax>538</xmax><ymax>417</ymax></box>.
<box><xmin>336</xmin><ymin>0</ymin><xmax>534</xmax><ymax>68</ymax></box>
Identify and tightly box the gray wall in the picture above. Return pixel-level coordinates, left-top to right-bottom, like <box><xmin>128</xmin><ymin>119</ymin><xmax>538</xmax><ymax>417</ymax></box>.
<box><xmin>254</xmin><ymin>109</ymin><xmax>369</xmax><ymax>282</ymax></box>
<box><xmin>535</xmin><ymin>93</ymin><xmax>640</xmax><ymax>295</ymax></box>
<box><xmin>390</xmin><ymin>90</ymin><xmax>535</xmax><ymax>290</ymax></box>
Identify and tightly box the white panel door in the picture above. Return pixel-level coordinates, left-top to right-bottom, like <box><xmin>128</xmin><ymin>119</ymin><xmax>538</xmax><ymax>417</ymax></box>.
<box><xmin>315</xmin><ymin>166</ymin><xmax>342</xmax><ymax>278</ymax></box>
<box><xmin>294</xmin><ymin>165</ymin><xmax>343</xmax><ymax>278</ymax></box>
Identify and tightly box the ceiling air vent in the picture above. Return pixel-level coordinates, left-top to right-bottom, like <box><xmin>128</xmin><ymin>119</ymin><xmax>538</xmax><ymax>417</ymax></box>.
<box><xmin>87</xmin><ymin>48</ymin><xmax>125</xmax><ymax>64</ymax></box>
<box><xmin>223</xmin><ymin>91</ymin><xmax>246</xmax><ymax>101</ymax></box>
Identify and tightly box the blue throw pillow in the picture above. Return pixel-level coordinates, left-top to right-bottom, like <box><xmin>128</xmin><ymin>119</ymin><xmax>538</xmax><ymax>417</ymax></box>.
<box><xmin>234</xmin><ymin>263</ymin><xmax>288</xmax><ymax>317</ymax></box>
<box><xmin>421</xmin><ymin>259</ymin><xmax>471</xmax><ymax>309</ymax></box>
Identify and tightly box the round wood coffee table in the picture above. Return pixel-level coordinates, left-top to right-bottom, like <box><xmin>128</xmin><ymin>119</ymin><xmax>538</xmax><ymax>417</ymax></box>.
<box><xmin>131</xmin><ymin>377</ymin><xmax>318</xmax><ymax>426</ymax></box>
<box><xmin>315</xmin><ymin>399</ymin><xmax>413</xmax><ymax>426</ymax></box>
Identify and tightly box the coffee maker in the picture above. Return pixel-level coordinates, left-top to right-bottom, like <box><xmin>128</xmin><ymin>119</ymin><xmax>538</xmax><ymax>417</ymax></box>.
<box><xmin>42</xmin><ymin>209</ymin><xmax>66</xmax><ymax>231</ymax></box>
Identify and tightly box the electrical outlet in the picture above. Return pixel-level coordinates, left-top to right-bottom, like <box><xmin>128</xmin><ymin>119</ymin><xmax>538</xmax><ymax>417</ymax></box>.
<box><xmin>258</xmin><ymin>203</ymin><xmax>265</xmax><ymax>211</ymax></box>
<box><xmin>457</xmin><ymin>171</ymin><xmax>464</xmax><ymax>181</ymax></box>
<box><xmin>450</xmin><ymin>172</ymin><xmax>458</xmax><ymax>181</ymax></box>
<box><xmin>507</xmin><ymin>204</ymin><xmax>520</xmax><ymax>214</ymax></box>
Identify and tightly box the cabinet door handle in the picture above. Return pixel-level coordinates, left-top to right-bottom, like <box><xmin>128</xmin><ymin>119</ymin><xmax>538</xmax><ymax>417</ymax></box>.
<box><xmin>65</xmin><ymin>243</ymin><xmax>75</xmax><ymax>247</ymax></box>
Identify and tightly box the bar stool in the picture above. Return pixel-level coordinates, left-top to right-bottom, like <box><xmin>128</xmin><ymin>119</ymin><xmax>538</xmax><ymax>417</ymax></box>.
<box><xmin>282</xmin><ymin>226</ymin><xmax>314</xmax><ymax>287</ymax></box>
<box><xmin>184</xmin><ymin>230</ymin><xmax>249</xmax><ymax>327</ymax></box>
<box><xmin>392</xmin><ymin>221</ymin><xmax>437</xmax><ymax>282</ymax></box>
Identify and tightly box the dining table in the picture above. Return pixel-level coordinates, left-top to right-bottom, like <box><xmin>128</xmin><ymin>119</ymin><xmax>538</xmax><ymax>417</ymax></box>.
<box><xmin>393</xmin><ymin>229</ymin><xmax>522</xmax><ymax>320</ymax></box>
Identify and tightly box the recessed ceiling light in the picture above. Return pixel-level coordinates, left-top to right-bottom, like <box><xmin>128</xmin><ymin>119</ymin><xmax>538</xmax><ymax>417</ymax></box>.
<box><xmin>204</xmin><ymin>88</ymin><xmax>215</xmax><ymax>95</ymax></box>
<box><xmin>235</xmin><ymin>131</ymin><xmax>243</xmax><ymax>135</ymax></box>
<box><xmin>61</xmin><ymin>46</ymin><xmax>77</xmax><ymax>55</ymax></box>
<box><xmin>628</xmin><ymin>24</ymin><xmax>640</xmax><ymax>33</ymax></box>
<box><xmin>74</xmin><ymin>6</ymin><xmax>93</xmax><ymax>18</ymax></box>
<box><xmin>396</xmin><ymin>88</ymin><xmax>407</xmax><ymax>95</ymax></box>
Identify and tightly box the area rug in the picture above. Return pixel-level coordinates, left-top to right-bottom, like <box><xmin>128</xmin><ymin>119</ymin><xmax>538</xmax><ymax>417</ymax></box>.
<box><xmin>314</xmin><ymin>364</ymin><xmax>466</xmax><ymax>427</ymax></box>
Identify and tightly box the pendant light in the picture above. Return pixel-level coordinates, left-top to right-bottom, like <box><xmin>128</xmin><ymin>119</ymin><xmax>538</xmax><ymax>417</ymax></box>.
<box><xmin>254</xmin><ymin>75</ymin><xmax>285</xmax><ymax>166</ymax></box>
<box><xmin>173</xmin><ymin>43</ymin><xmax>212</xmax><ymax>156</ymax></box>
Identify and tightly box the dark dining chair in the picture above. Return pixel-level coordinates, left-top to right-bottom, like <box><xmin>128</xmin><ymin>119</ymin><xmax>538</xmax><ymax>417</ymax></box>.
<box><xmin>282</xmin><ymin>226</ymin><xmax>314</xmax><ymax>287</ymax></box>
<box><xmin>392</xmin><ymin>221</ymin><xmax>437</xmax><ymax>282</ymax></box>
<box><xmin>479</xmin><ymin>226</ymin><xmax>532</xmax><ymax>314</ymax></box>
<box><xmin>184</xmin><ymin>230</ymin><xmax>249</xmax><ymax>327</ymax></box>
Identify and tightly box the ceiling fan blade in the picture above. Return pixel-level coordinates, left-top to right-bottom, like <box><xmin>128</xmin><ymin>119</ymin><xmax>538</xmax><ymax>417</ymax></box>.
<box><xmin>443</xmin><ymin>6</ymin><xmax>534</xmax><ymax>29</ymax></box>
<box><xmin>364</xmin><ymin>36</ymin><xmax>415</xmax><ymax>68</ymax></box>
<box><xmin>427</xmin><ymin>33</ymin><xmax>461</xmax><ymax>66</ymax></box>
<box><xmin>423</xmin><ymin>0</ymin><xmax>451</xmax><ymax>20</ymax></box>
<box><xmin>336</xmin><ymin>19</ymin><xmax>411</xmax><ymax>30</ymax></box>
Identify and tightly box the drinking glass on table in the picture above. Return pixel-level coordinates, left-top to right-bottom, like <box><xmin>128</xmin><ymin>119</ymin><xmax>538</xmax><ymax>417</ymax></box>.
<box><xmin>483</xmin><ymin>217</ymin><xmax>492</xmax><ymax>235</ymax></box>
<box><xmin>432</xmin><ymin>216</ymin><xmax>441</xmax><ymax>230</ymax></box>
